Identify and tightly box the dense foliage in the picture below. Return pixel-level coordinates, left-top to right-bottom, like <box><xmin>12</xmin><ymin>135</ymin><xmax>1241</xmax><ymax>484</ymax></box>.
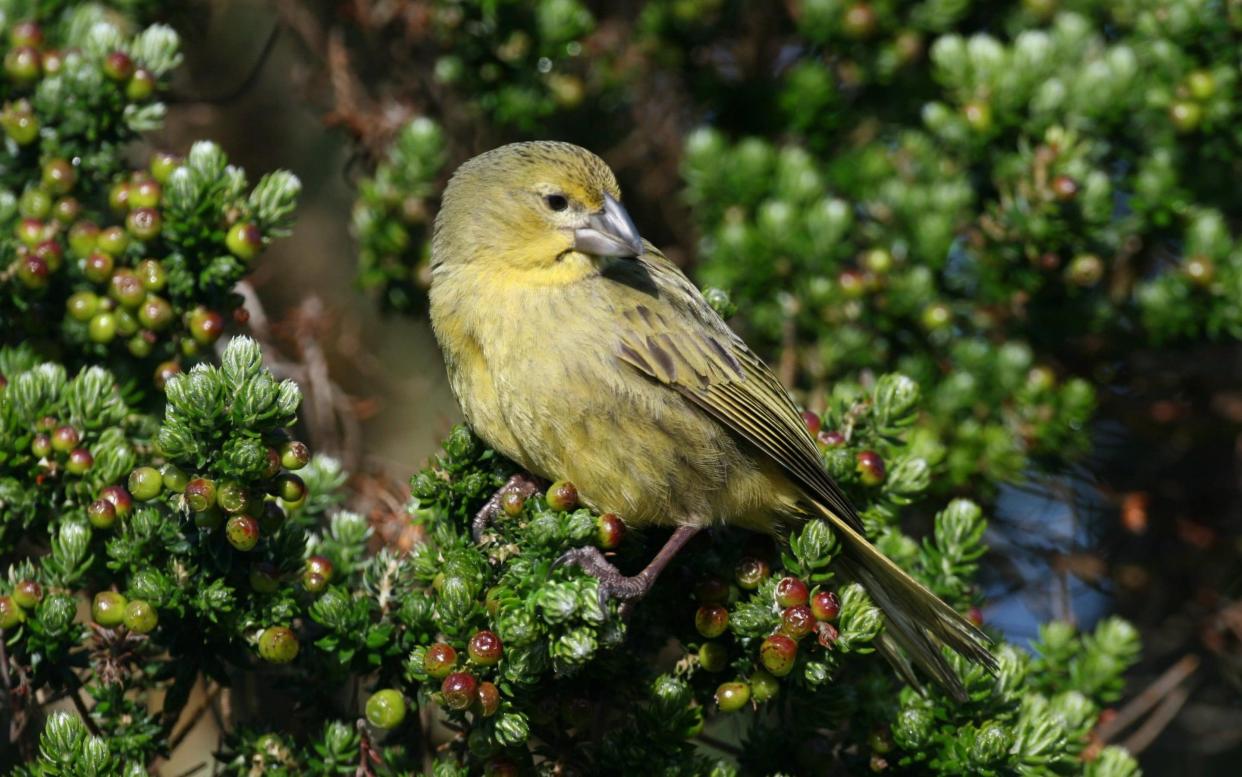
<box><xmin>10</xmin><ymin>0</ymin><xmax>1242</xmax><ymax>773</ymax></box>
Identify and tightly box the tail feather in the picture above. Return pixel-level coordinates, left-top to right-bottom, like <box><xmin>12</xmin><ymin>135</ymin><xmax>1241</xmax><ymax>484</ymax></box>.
<box><xmin>813</xmin><ymin>502</ymin><xmax>997</xmax><ymax>702</ymax></box>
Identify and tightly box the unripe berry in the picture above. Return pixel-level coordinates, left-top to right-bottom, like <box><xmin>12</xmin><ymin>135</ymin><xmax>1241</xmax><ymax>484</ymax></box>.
<box><xmin>302</xmin><ymin>572</ymin><xmax>327</xmax><ymax>593</ymax></box>
<box><xmin>774</xmin><ymin>576</ymin><xmax>809</xmax><ymax>608</ymax></box>
<box><xmin>279</xmin><ymin>440</ymin><xmax>310</xmax><ymax>470</ymax></box>
<box><xmin>19</xmin><ymin>188</ymin><xmax>52</xmax><ymax>220</ymax></box>
<box><xmin>30</xmin><ymin>434</ymin><xmax>52</xmax><ymax>458</ymax></box>
<box><xmin>0</xmin><ymin>596</ymin><xmax>24</xmax><ymax>629</ymax></box>
<box><xmin>475</xmin><ymin>681</ymin><xmax>501</xmax><ymax>717</ymax></box>
<box><xmin>1169</xmin><ymin>100</ymin><xmax>1203</xmax><ymax>133</ymax></box>
<box><xmin>838</xmin><ymin>269</ymin><xmax>867</xmax><ymax>299</ymax></box>
<box><xmin>88</xmin><ymin>312</ymin><xmax>117</xmax><ymax>343</ymax></box>
<box><xmin>13</xmin><ymin>580</ymin><xmax>42</xmax><ymax>609</ymax></box>
<box><xmin>1184</xmin><ymin>255</ymin><xmax>1215</xmax><ymax>287</ymax></box>
<box><xmin>67</xmin><ymin>291</ymin><xmax>99</xmax><ymax>322</ymax></box>
<box><xmin>126</xmin><ymin>68</ymin><xmax>156</xmax><ymax>101</ymax></box>
<box><xmin>734</xmin><ymin>556</ymin><xmax>770</xmax><ymax>590</ymax></box>
<box><xmin>42</xmin><ymin>159</ymin><xmax>76</xmax><ymax>195</ymax></box>
<box><xmin>17</xmin><ymin>256</ymin><xmax>49</xmax><ymax>289</ymax></box>
<box><xmin>100</xmin><ymin>485</ymin><xmax>134</xmax><ymax>518</ymax></box>
<box><xmin>96</xmin><ymin>225</ymin><xmax>129</xmax><ymax>256</ymax></box>
<box><xmin>305</xmin><ymin>554</ymin><xmax>334</xmax><ymax>582</ymax></box>
<box><xmin>424</xmin><ymin>643</ymin><xmax>457</xmax><ymax>678</ymax></box>
<box><xmin>160</xmin><ymin>463</ymin><xmax>189</xmax><ymax>493</ymax></box>
<box><xmin>920</xmin><ymin>303</ymin><xmax>952</xmax><ymax>332</ymax></box>
<box><xmin>856</xmin><ymin>450</ymin><xmax>886</xmax><ymax>486</ymax></box>
<box><xmin>698</xmin><ymin>641</ymin><xmax>728</xmax><ymax>672</ymax></box>
<box><xmin>226</xmin><ymin>515</ymin><xmax>260</xmax><ymax>551</ymax></box>
<box><xmin>249</xmin><ymin>561</ymin><xmax>281</xmax><ymax>593</ymax></box>
<box><xmin>127</xmin><ymin>466</ymin><xmax>162</xmax><ymax>501</ymax></box>
<box><xmin>811</xmin><ymin>590</ymin><xmax>841</xmax><ymax>621</ymax></box>
<box><xmin>780</xmin><ymin>605</ymin><xmax>816</xmax><ymax>640</ymax></box>
<box><xmin>123</xmin><ymin>600</ymin><xmax>158</xmax><ymax>634</ymax></box>
<box><xmin>441</xmin><ymin>671</ymin><xmax>478</xmax><ymax>710</ymax></box>
<box><xmin>9</xmin><ymin>21</ymin><xmax>43</xmax><ymax>47</ymax></box>
<box><xmin>226</xmin><ymin>222</ymin><xmax>263</xmax><ymax>261</ymax></box>
<box><xmin>92</xmin><ymin>591</ymin><xmax>128</xmax><ymax>627</ymax></box>
<box><xmin>273</xmin><ymin>473</ymin><xmax>306</xmax><ymax>503</ymax></box>
<box><xmin>258</xmin><ymin>626</ymin><xmax>299</xmax><ymax>663</ymax></box>
<box><xmin>365</xmin><ymin>689</ymin><xmax>407</xmax><ymax>729</ymax></box>
<box><xmin>4</xmin><ymin>46</ymin><xmax>41</xmax><ymax>83</ymax></box>
<box><xmin>185</xmin><ymin>478</ymin><xmax>216</xmax><ymax>512</ymax></box>
<box><xmin>500</xmin><ymin>488</ymin><xmax>526</xmax><ymax>516</ymax></box>
<box><xmin>749</xmin><ymin>669</ymin><xmax>780</xmax><ymax>703</ymax></box>
<box><xmin>52</xmin><ymin>196</ymin><xmax>81</xmax><ymax>224</ymax></box>
<box><xmin>962</xmin><ymin>99</ymin><xmax>993</xmax><ymax>133</ymax></box>
<box><xmin>545</xmin><ymin>480</ymin><xmax>578</xmax><ymax>511</ymax></box>
<box><xmin>135</xmin><ymin>258</ymin><xmax>166</xmax><ymax>290</ymax></box>
<box><xmin>1051</xmin><ymin>175</ymin><xmax>1078</xmax><ymax>202</ymax></box>
<box><xmin>596</xmin><ymin>512</ymin><xmax>625</xmax><ymax>549</ymax></box>
<box><xmin>126</xmin><ymin>207</ymin><xmax>161</xmax><ymax>240</ymax></box>
<box><xmin>87</xmin><ymin>498</ymin><xmax>117</xmax><ymax>528</ymax></box>
<box><xmin>109</xmin><ymin>271</ymin><xmax>145</xmax><ymax>309</ymax></box>
<box><xmin>468</xmin><ymin>630</ymin><xmax>503</xmax><ymax>665</ymax></box>
<box><xmin>695</xmin><ymin>604</ymin><xmax>730</xmax><ymax>638</ymax></box>
<box><xmin>51</xmin><ymin>425</ymin><xmax>79</xmax><ymax>453</ymax></box>
<box><xmin>842</xmin><ymin>2</ymin><xmax>877</xmax><ymax>39</ymax></box>
<box><xmin>216</xmin><ymin>479</ymin><xmax>249</xmax><ymax>514</ymax></box>
<box><xmin>83</xmin><ymin>251</ymin><xmax>113</xmax><ymax>283</ymax></box>
<box><xmin>3</xmin><ymin>106</ymin><xmax>39</xmax><ymax>145</ymax></box>
<box><xmin>108</xmin><ymin>180</ymin><xmax>130</xmax><ymax>212</ymax></box>
<box><xmin>103</xmin><ymin>51</ymin><xmax>134</xmax><ymax>82</ymax></box>
<box><xmin>759</xmin><ymin>634</ymin><xmax>798</xmax><ymax>677</ymax></box>
<box><xmin>715</xmin><ymin>681</ymin><xmax>750</xmax><ymax>712</ymax></box>
<box><xmin>154</xmin><ymin>361</ymin><xmax>180</xmax><ymax>390</ymax></box>
<box><xmin>1066</xmin><ymin>253</ymin><xmax>1104</xmax><ymax>287</ymax></box>
<box><xmin>66</xmin><ymin>448</ymin><xmax>94</xmax><ymax>475</ymax></box>
<box><xmin>187</xmin><ymin>307</ymin><xmax>225</xmax><ymax>344</ymax></box>
<box><xmin>862</xmin><ymin>247</ymin><xmax>893</xmax><ymax>274</ymax></box>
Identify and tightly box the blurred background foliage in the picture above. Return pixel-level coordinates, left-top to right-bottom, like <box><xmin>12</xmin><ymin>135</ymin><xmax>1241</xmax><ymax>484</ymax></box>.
<box><xmin>2</xmin><ymin>0</ymin><xmax>1240</xmax><ymax>773</ymax></box>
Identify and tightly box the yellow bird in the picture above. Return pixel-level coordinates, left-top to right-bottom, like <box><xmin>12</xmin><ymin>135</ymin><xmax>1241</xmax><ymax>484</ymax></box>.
<box><xmin>428</xmin><ymin>141</ymin><xmax>995</xmax><ymax>698</ymax></box>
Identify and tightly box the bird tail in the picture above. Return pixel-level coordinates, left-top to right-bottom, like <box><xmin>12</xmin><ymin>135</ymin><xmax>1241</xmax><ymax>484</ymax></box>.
<box><xmin>811</xmin><ymin>501</ymin><xmax>997</xmax><ymax>702</ymax></box>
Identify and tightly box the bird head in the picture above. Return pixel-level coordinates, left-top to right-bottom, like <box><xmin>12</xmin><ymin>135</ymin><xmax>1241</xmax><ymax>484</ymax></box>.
<box><xmin>431</xmin><ymin>142</ymin><xmax>643</xmax><ymax>282</ymax></box>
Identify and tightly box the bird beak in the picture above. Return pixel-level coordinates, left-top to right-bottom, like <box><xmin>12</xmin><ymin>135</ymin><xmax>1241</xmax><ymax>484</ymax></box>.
<box><xmin>573</xmin><ymin>193</ymin><xmax>644</xmax><ymax>258</ymax></box>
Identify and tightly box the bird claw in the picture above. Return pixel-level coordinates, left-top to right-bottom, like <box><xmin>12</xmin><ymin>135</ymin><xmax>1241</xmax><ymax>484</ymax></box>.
<box><xmin>471</xmin><ymin>473</ymin><xmax>545</xmax><ymax>544</ymax></box>
<box><xmin>554</xmin><ymin>546</ymin><xmax>647</xmax><ymax>619</ymax></box>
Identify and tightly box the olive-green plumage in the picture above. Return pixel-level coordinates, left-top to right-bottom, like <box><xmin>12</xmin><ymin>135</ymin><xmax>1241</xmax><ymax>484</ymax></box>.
<box><xmin>429</xmin><ymin>141</ymin><xmax>995</xmax><ymax>699</ymax></box>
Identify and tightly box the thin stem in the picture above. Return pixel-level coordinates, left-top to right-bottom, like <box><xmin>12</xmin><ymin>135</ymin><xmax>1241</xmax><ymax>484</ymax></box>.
<box><xmin>70</xmin><ymin>687</ymin><xmax>102</xmax><ymax>738</ymax></box>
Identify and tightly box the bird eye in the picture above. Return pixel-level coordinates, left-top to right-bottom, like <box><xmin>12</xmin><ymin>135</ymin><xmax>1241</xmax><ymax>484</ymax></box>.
<box><xmin>544</xmin><ymin>194</ymin><xmax>569</xmax><ymax>212</ymax></box>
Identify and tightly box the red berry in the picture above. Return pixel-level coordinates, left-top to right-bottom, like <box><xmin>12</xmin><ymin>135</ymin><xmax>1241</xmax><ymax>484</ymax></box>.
<box><xmin>225</xmin><ymin>515</ymin><xmax>260</xmax><ymax>551</ymax></box>
<box><xmin>759</xmin><ymin>634</ymin><xmax>798</xmax><ymax>677</ymax></box>
<box><xmin>468</xmin><ymin>630</ymin><xmax>503</xmax><ymax>665</ymax></box>
<box><xmin>17</xmin><ymin>256</ymin><xmax>49</xmax><ymax>289</ymax></box>
<box><xmin>801</xmin><ymin>411</ymin><xmax>821</xmax><ymax>437</ymax></box>
<box><xmin>424</xmin><ymin>643</ymin><xmax>457</xmax><ymax>679</ymax></box>
<box><xmin>545</xmin><ymin>480</ymin><xmax>578</xmax><ymax>511</ymax></box>
<box><xmin>968</xmin><ymin>606</ymin><xmax>984</xmax><ymax>626</ymax></box>
<box><xmin>856</xmin><ymin>450</ymin><xmax>886</xmax><ymax>486</ymax></box>
<box><xmin>30</xmin><ymin>434</ymin><xmax>51</xmax><ymax>458</ymax></box>
<box><xmin>103</xmin><ymin>51</ymin><xmax>134</xmax><ymax>81</ymax></box>
<box><xmin>100</xmin><ymin>485</ymin><xmax>133</xmax><ymax>518</ymax></box>
<box><xmin>475</xmin><ymin>681</ymin><xmax>501</xmax><ymax>717</ymax></box>
<box><xmin>441</xmin><ymin>672</ymin><xmax>478</xmax><ymax>710</ymax></box>
<box><xmin>500</xmin><ymin>489</ymin><xmax>526</xmax><ymax>516</ymax></box>
<box><xmin>51</xmin><ymin>425</ymin><xmax>79</xmax><ymax>453</ymax></box>
<box><xmin>306</xmin><ymin>554</ymin><xmax>334</xmax><ymax>582</ymax></box>
<box><xmin>774</xmin><ymin>577</ymin><xmax>809</xmax><ymax>608</ymax></box>
<box><xmin>811</xmin><ymin>590</ymin><xmax>841</xmax><ymax>621</ymax></box>
<box><xmin>596</xmin><ymin>512</ymin><xmax>625</xmax><ymax>549</ymax></box>
<box><xmin>780</xmin><ymin>605</ymin><xmax>816</xmax><ymax>640</ymax></box>
<box><xmin>13</xmin><ymin>580</ymin><xmax>42</xmax><ymax>609</ymax></box>
<box><xmin>188</xmin><ymin>307</ymin><xmax>225</xmax><ymax>345</ymax></box>
<box><xmin>10</xmin><ymin>21</ymin><xmax>43</xmax><ymax>48</ymax></box>
<box><xmin>184</xmin><ymin>478</ymin><xmax>216</xmax><ymax>512</ymax></box>
<box><xmin>818</xmin><ymin>430</ymin><xmax>846</xmax><ymax>448</ymax></box>
<box><xmin>695</xmin><ymin>604</ymin><xmax>730</xmax><ymax>638</ymax></box>
<box><xmin>66</xmin><ymin>448</ymin><xmax>94</xmax><ymax>475</ymax></box>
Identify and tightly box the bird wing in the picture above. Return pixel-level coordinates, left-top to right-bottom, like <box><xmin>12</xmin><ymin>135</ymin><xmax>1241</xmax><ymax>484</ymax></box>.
<box><xmin>609</xmin><ymin>249</ymin><xmax>864</xmax><ymax>532</ymax></box>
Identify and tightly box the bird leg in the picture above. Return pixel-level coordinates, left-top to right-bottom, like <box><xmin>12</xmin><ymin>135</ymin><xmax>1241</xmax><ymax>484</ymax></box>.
<box><xmin>472</xmin><ymin>473</ymin><xmax>545</xmax><ymax>543</ymax></box>
<box><xmin>557</xmin><ymin>525</ymin><xmax>700</xmax><ymax>611</ymax></box>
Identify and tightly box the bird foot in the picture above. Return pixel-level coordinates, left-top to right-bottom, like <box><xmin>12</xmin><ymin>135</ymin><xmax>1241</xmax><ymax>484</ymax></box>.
<box><xmin>472</xmin><ymin>473</ymin><xmax>545</xmax><ymax>543</ymax></box>
<box><xmin>554</xmin><ymin>525</ymin><xmax>701</xmax><ymax>617</ymax></box>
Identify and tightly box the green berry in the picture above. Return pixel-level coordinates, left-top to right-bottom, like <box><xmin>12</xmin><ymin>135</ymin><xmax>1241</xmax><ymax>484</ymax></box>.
<box><xmin>226</xmin><ymin>222</ymin><xmax>263</xmax><ymax>261</ymax></box>
<box><xmin>13</xmin><ymin>580</ymin><xmax>42</xmax><ymax>609</ymax></box>
<box><xmin>194</xmin><ymin>506</ymin><xmax>225</xmax><ymax>530</ymax></box>
<box><xmin>52</xmin><ymin>196</ymin><xmax>81</xmax><ymax>224</ymax></box>
<box><xmin>545</xmin><ymin>479</ymin><xmax>578</xmax><ymax>511</ymax></box>
<box><xmin>83</xmin><ymin>252</ymin><xmax>114</xmax><ymax>284</ymax></box>
<box><xmin>1170</xmin><ymin>100</ymin><xmax>1203</xmax><ymax>132</ymax></box>
<box><xmin>87</xmin><ymin>498</ymin><xmax>118</xmax><ymax>529</ymax></box>
<box><xmin>1184</xmin><ymin>255</ymin><xmax>1215</xmax><ymax>287</ymax></box>
<box><xmin>4</xmin><ymin>46</ymin><xmax>41</xmax><ymax>83</ymax></box>
<box><xmin>424</xmin><ymin>642</ymin><xmax>457</xmax><ymax>678</ymax></box>
<box><xmin>185</xmin><ymin>477</ymin><xmax>216</xmax><ymax>512</ymax></box>
<box><xmin>108</xmin><ymin>181</ymin><xmax>131</xmax><ymax>213</ymax></box>
<box><xmin>88</xmin><ymin>312</ymin><xmax>117</xmax><ymax>344</ymax></box>
<box><xmin>475</xmin><ymin>681</ymin><xmax>501</xmax><ymax>717</ymax></box>
<box><xmin>9</xmin><ymin>21</ymin><xmax>43</xmax><ymax>47</ymax></box>
<box><xmin>226</xmin><ymin>515</ymin><xmax>260</xmax><ymax>551</ymax></box>
<box><xmin>774</xmin><ymin>577</ymin><xmax>808</xmax><ymax>608</ymax></box>
<box><xmin>698</xmin><ymin>641</ymin><xmax>728</xmax><ymax>672</ymax></box>
<box><xmin>30</xmin><ymin>434</ymin><xmax>51</xmax><ymax>458</ymax></box>
<box><xmin>0</xmin><ymin>596</ymin><xmax>25</xmax><ymax>630</ymax></box>
<box><xmin>66</xmin><ymin>448</ymin><xmax>93</xmax><ymax>475</ymax></box>
<box><xmin>1186</xmin><ymin>69</ymin><xmax>1216</xmax><ymax>101</ymax></box>
<box><xmin>69</xmin><ymin>222</ymin><xmax>100</xmax><ymax>258</ymax></box>
<box><xmin>16</xmin><ymin>218</ymin><xmax>46</xmax><ymax>247</ymax></box>
<box><xmin>749</xmin><ymin>669</ymin><xmax>780</xmax><ymax>703</ymax></box>
<box><xmin>92</xmin><ymin>591</ymin><xmax>128</xmax><ymax>627</ymax></box>
<box><xmin>1067</xmin><ymin>253</ymin><xmax>1104</xmax><ymax>287</ymax></box>
<box><xmin>279</xmin><ymin>440</ymin><xmax>310</xmax><ymax>470</ymax></box>
<box><xmin>856</xmin><ymin>451</ymin><xmax>886</xmax><ymax>486</ymax></box>
<box><xmin>123</xmin><ymin>600</ymin><xmax>158</xmax><ymax>634</ymax></box>
<box><xmin>128</xmin><ymin>466</ymin><xmax>163</xmax><ymax>501</ymax></box>
<box><xmin>468</xmin><ymin>630</ymin><xmax>503</xmax><ymax>665</ymax></box>
<box><xmin>734</xmin><ymin>557</ymin><xmax>770</xmax><ymax>590</ymax></box>
<box><xmin>258</xmin><ymin>625</ymin><xmax>299</xmax><ymax>663</ymax></box>
<box><xmin>862</xmin><ymin>247</ymin><xmax>893</xmax><ymax>274</ymax></box>
<box><xmin>20</xmin><ymin>188</ymin><xmax>52</xmax><ymax>219</ymax></box>
<box><xmin>596</xmin><ymin>512</ymin><xmax>625</xmax><ymax>549</ymax></box>
<box><xmin>441</xmin><ymin>672</ymin><xmax>478</xmax><ymax>710</ymax></box>
<box><xmin>962</xmin><ymin>99</ymin><xmax>993</xmax><ymax>133</ymax></box>
<box><xmin>161</xmin><ymin>463</ymin><xmax>189</xmax><ymax>493</ymax></box>
<box><xmin>273</xmin><ymin>473</ymin><xmax>306</xmax><ymax>503</ymax></box>
<box><xmin>17</xmin><ymin>256</ymin><xmax>49</xmax><ymax>289</ymax></box>
<box><xmin>150</xmin><ymin>152</ymin><xmax>181</xmax><ymax>183</ymax></box>
<box><xmin>715</xmin><ymin>681</ymin><xmax>750</xmax><ymax>712</ymax></box>
<box><xmin>365</xmin><ymin>689</ymin><xmax>407</xmax><ymax>729</ymax></box>
<box><xmin>920</xmin><ymin>303</ymin><xmax>952</xmax><ymax>332</ymax></box>
<box><xmin>759</xmin><ymin>634</ymin><xmax>798</xmax><ymax>677</ymax></box>
<box><xmin>41</xmin><ymin>158</ymin><xmax>76</xmax><ymax>195</ymax></box>
<box><xmin>216</xmin><ymin>479</ymin><xmax>249</xmax><ymax>513</ymax></box>
<box><xmin>302</xmin><ymin>572</ymin><xmax>327</xmax><ymax>593</ymax></box>
<box><xmin>135</xmin><ymin>258</ymin><xmax>167</xmax><ymax>290</ymax></box>
<box><xmin>500</xmin><ymin>489</ymin><xmax>526</xmax><ymax>516</ymax></box>
<box><xmin>126</xmin><ymin>207</ymin><xmax>161</xmax><ymax>240</ymax></box>
<box><xmin>3</xmin><ymin>105</ymin><xmax>39</xmax><ymax>144</ymax></box>
<box><xmin>67</xmin><ymin>291</ymin><xmax>99</xmax><ymax>322</ymax></box>
<box><xmin>695</xmin><ymin>604</ymin><xmax>729</xmax><ymax>638</ymax></box>
<box><xmin>811</xmin><ymin>590</ymin><xmax>840</xmax><ymax>621</ymax></box>
<box><xmin>41</xmin><ymin>49</ymin><xmax>63</xmax><ymax>75</ymax></box>
<box><xmin>100</xmin><ymin>485</ymin><xmax>134</xmax><ymax>518</ymax></box>
<box><xmin>126</xmin><ymin>68</ymin><xmax>156</xmax><ymax>101</ymax></box>
<box><xmin>96</xmin><ymin>225</ymin><xmax>130</xmax><ymax>256</ymax></box>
